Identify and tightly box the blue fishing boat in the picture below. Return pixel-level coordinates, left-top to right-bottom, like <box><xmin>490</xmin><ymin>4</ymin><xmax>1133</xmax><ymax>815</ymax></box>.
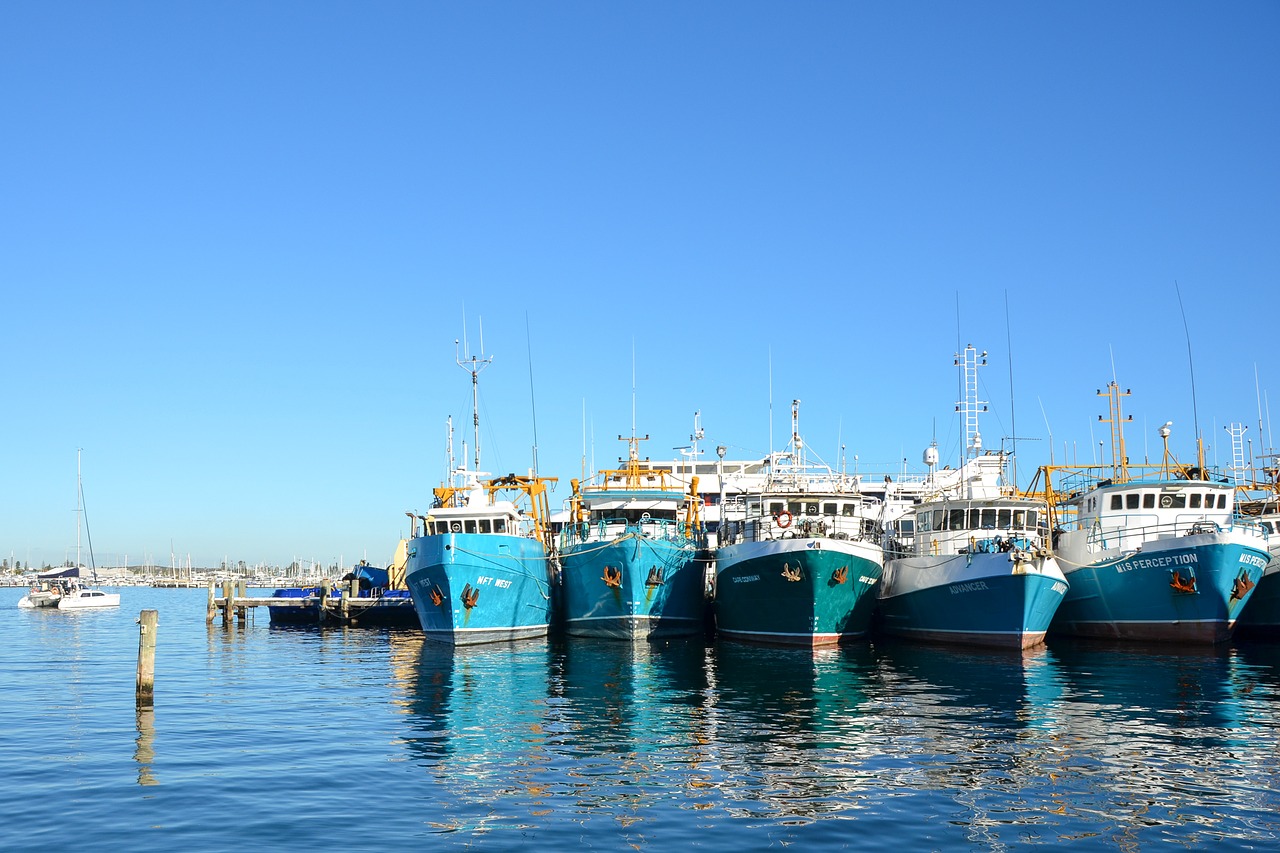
<box><xmin>403</xmin><ymin>343</ymin><xmax>559</xmax><ymax>645</ymax></box>
<box><xmin>1037</xmin><ymin>385</ymin><xmax>1269</xmax><ymax>643</ymax></box>
<box><xmin>559</xmin><ymin>434</ymin><xmax>707</xmax><ymax>640</ymax></box>
<box><xmin>879</xmin><ymin>454</ymin><xmax>1068</xmax><ymax>649</ymax></box>
<box><xmin>405</xmin><ymin>470</ymin><xmax>558</xmax><ymax>644</ymax></box>
<box><xmin>714</xmin><ymin>400</ymin><xmax>885</xmax><ymax>647</ymax></box>
<box><xmin>877</xmin><ymin>347</ymin><xmax>1067</xmax><ymax>649</ymax></box>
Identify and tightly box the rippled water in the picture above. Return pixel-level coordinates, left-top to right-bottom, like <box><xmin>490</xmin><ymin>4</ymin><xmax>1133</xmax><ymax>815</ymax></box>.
<box><xmin>2</xmin><ymin>587</ymin><xmax>1278</xmax><ymax>851</ymax></box>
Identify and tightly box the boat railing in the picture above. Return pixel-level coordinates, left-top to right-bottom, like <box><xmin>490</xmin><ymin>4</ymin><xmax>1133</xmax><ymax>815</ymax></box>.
<box><xmin>560</xmin><ymin>516</ymin><xmax>699</xmax><ymax>547</ymax></box>
<box><xmin>718</xmin><ymin>514</ymin><xmax>879</xmax><ymax>547</ymax></box>
<box><xmin>1059</xmin><ymin>514</ymin><xmax>1266</xmax><ymax>553</ymax></box>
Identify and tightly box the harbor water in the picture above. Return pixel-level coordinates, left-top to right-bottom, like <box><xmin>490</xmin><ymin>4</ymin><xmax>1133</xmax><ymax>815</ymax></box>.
<box><xmin>3</xmin><ymin>586</ymin><xmax>1279</xmax><ymax>851</ymax></box>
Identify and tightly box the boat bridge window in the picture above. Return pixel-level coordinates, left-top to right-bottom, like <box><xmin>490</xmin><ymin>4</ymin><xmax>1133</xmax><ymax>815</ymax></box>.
<box><xmin>1143</xmin><ymin>494</ymin><xmax>1155</xmax><ymax>508</ymax></box>
<box><xmin>823</xmin><ymin>502</ymin><xmax>838</xmax><ymax>515</ymax></box>
<box><xmin>788</xmin><ymin>501</ymin><xmax>819</xmax><ymax>516</ymax></box>
<box><xmin>1217</xmin><ymin>493</ymin><xmax>1227</xmax><ymax>509</ymax></box>
<box><xmin>494</xmin><ymin>519</ymin><xmax>507</xmax><ymax>534</ymax></box>
<box><xmin>1126</xmin><ymin>494</ymin><xmax>1139</xmax><ymax>509</ymax></box>
<box><xmin>842</xmin><ymin>504</ymin><xmax>857</xmax><ymax>517</ymax></box>
<box><xmin>1110</xmin><ymin>495</ymin><xmax>1122</xmax><ymax>510</ymax></box>
<box><xmin>478</xmin><ymin>519</ymin><xmax>492</xmax><ymax>533</ymax></box>
<box><xmin>768</xmin><ymin>501</ymin><xmax>785</xmax><ymax>515</ymax></box>
<box><xmin>948</xmin><ymin>508</ymin><xmax>965</xmax><ymax>530</ymax></box>
<box><xmin>1158</xmin><ymin>494</ymin><xmax>1187</xmax><ymax>509</ymax></box>
<box><xmin>1190</xmin><ymin>494</ymin><xmax>1201</xmax><ymax>509</ymax></box>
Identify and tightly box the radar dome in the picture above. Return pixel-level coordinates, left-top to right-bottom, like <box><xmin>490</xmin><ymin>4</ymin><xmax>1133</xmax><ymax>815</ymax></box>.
<box><xmin>923</xmin><ymin>446</ymin><xmax>939</xmax><ymax>466</ymax></box>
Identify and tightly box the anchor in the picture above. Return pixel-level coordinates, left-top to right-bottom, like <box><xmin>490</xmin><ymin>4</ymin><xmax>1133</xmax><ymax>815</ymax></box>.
<box><xmin>602</xmin><ymin>565</ymin><xmax>622</xmax><ymax>588</ymax></box>
<box><xmin>429</xmin><ymin>586</ymin><xmax>444</xmax><ymax>607</ymax></box>
<box><xmin>1169</xmin><ymin>570</ymin><xmax>1198</xmax><ymax>595</ymax></box>
<box><xmin>1230</xmin><ymin>571</ymin><xmax>1256</xmax><ymax>602</ymax></box>
<box><xmin>781</xmin><ymin>562</ymin><xmax>802</xmax><ymax>583</ymax></box>
<box><xmin>645</xmin><ymin>566</ymin><xmax>665</xmax><ymax>587</ymax></box>
<box><xmin>831</xmin><ymin>566</ymin><xmax>848</xmax><ymax>585</ymax></box>
<box><xmin>461</xmin><ymin>583</ymin><xmax>480</xmax><ymax>609</ymax></box>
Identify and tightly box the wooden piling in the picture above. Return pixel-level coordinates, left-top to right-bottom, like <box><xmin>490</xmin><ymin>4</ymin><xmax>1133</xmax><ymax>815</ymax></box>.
<box><xmin>236</xmin><ymin>579</ymin><xmax>247</xmax><ymax>622</ymax></box>
<box><xmin>206</xmin><ymin>581</ymin><xmax>216</xmax><ymax>622</ymax></box>
<box><xmin>222</xmin><ymin>580</ymin><xmax>233</xmax><ymax>625</ymax></box>
<box><xmin>136</xmin><ymin>609</ymin><xmax>158</xmax><ymax>708</ymax></box>
<box><xmin>320</xmin><ymin>579</ymin><xmax>331</xmax><ymax>624</ymax></box>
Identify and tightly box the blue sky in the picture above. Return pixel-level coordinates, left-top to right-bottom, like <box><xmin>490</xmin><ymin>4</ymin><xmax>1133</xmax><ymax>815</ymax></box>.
<box><xmin>3</xmin><ymin>2</ymin><xmax>1277</xmax><ymax>570</ymax></box>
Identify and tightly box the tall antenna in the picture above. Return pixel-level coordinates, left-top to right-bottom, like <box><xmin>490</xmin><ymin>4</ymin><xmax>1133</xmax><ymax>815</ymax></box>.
<box><xmin>1174</xmin><ymin>281</ymin><xmax>1203</xmax><ymax>467</ymax></box>
<box><xmin>456</xmin><ymin>333</ymin><xmax>492</xmax><ymax>471</ymax></box>
<box><xmin>630</xmin><ymin>338</ymin><xmax>637</xmax><ymax>441</ymax></box>
<box><xmin>525</xmin><ymin>312</ymin><xmax>540</xmax><ymax>477</ymax></box>
<box><xmin>1005</xmin><ymin>291</ymin><xmax>1018</xmax><ymax>486</ymax></box>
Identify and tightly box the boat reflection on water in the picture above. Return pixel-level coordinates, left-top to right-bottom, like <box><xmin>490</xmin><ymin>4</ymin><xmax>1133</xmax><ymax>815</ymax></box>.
<box><xmin>401</xmin><ymin>637</ymin><xmax>556</xmax><ymax>771</ymax></box>
<box><xmin>554</xmin><ymin>636</ymin><xmax>713</xmax><ymax>770</ymax></box>
<box><xmin>873</xmin><ymin>638</ymin><xmax>1063</xmax><ymax>733</ymax></box>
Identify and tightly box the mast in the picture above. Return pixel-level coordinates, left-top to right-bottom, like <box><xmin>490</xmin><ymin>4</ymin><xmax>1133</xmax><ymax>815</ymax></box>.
<box><xmin>954</xmin><ymin>345</ymin><xmax>988</xmax><ymax>465</ymax></box>
<box><xmin>456</xmin><ymin>337</ymin><xmax>492</xmax><ymax>472</ymax></box>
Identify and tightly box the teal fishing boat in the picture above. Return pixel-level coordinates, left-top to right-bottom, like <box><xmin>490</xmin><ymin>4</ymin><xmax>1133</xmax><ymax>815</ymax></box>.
<box><xmin>713</xmin><ymin>400</ymin><xmax>884</xmax><ymax>647</ymax></box>
<box><xmin>559</xmin><ymin>435</ymin><xmax>706</xmax><ymax>640</ymax></box>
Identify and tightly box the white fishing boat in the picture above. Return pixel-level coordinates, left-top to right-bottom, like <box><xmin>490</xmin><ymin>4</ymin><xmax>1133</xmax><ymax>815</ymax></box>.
<box><xmin>877</xmin><ymin>346</ymin><xmax>1068</xmax><ymax>649</ymax></box>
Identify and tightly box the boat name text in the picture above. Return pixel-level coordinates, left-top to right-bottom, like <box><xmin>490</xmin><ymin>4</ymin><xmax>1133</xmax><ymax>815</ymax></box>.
<box><xmin>734</xmin><ymin>575</ymin><xmax>760</xmax><ymax>583</ymax></box>
<box><xmin>949</xmin><ymin>581</ymin><xmax>990</xmax><ymax>594</ymax></box>
<box><xmin>1116</xmin><ymin>553</ymin><xmax>1198</xmax><ymax>573</ymax></box>
<box><xmin>1240</xmin><ymin>554</ymin><xmax>1268</xmax><ymax>569</ymax></box>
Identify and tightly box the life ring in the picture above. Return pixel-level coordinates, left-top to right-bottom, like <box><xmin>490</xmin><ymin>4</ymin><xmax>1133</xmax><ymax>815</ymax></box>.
<box><xmin>775</xmin><ymin>510</ymin><xmax>793</xmax><ymax>529</ymax></box>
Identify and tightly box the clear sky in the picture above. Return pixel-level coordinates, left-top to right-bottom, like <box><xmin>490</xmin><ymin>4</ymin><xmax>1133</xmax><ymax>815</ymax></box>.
<box><xmin>3</xmin><ymin>1</ymin><xmax>1278</xmax><ymax>571</ymax></box>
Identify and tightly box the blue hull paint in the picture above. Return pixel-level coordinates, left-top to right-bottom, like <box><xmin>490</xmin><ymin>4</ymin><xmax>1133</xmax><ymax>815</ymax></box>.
<box><xmin>560</xmin><ymin>536</ymin><xmax>704</xmax><ymax>640</ymax></box>
<box><xmin>1052</xmin><ymin>540</ymin><xmax>1269</xmax><ymax>643</ymax></box>
<box><xmin>877</xmin><ymin>561</ymin><xmax>1068</xmax><ymax>649</ymax></box>
<box><xmin>405</xmin><ymin>533</ymin><xmax>554</xmax><ymax>645</ymax></box>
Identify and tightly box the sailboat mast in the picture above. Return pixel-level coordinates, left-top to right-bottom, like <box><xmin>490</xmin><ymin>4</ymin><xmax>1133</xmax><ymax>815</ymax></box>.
<box><xmin>76</xmin><ymin>448</ymin><xmax>82</xmax><ymax>570</ymax></box>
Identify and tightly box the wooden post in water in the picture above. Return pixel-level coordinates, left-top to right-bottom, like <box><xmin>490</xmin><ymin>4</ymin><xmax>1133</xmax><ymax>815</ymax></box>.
<box><xmin>236</xmin><ymin>579</ymin><xmax>247</xmax><ymax>623</ymax></box>
<box><xmin>319</xmin><ymin>579</ymin><xmax>331</xmax><ymax>625</ymax></box>
<box><xmin>222</xmin><ymin>579</ymin><xmax>233</xmax><ymax>625</ymax></box>
<box><xmin>205</xmin><ymin>581</ymin><xmax>216</xmax><ymax>622</ymax></box>
<box><xmin>347</xmin><ymin>576</ymin><xmax>360</xmax><ymax>626</ymax></box>
<box><xmin>136</xmin><ymin>610</ymin><xmax>158</xmax><ymax>708</ymax></box>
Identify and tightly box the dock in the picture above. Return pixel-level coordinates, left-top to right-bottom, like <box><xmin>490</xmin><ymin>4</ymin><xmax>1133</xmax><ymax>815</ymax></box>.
<box><xmin>206</xmin><ymin>579</ymin><xmax>418</xmax><ymax>628</ymax></box>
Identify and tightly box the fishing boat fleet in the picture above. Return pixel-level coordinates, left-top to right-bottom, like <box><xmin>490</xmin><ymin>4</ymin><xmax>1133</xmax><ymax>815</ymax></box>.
<box><xmin>389</xmin><ymin>341</ymin><xmax>1276</xmax><ymax>651</ymax></box>
<box><xmin>25</xmin><ymin>342</ymin><xmax>1276</xmax><ymax>648</ymax></box>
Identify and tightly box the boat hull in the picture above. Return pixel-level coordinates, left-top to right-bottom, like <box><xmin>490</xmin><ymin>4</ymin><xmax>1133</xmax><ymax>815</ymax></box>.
<box><xmin>57</xmin><ymin>590</ymin><xmax>120</xmax><ymax>609</ymax></box>
<box><xmin>405</xmin><ymin>533</ymin><xmax>554</xmax><ymax>645</ymax></box>
<box><xmin>1052</xmin><ymin>531</ymin><xmax>1268</xmax><ymax>643</ymax></box>
<box><xmin>714</xmin><ymin>538</ymin><xmax>883</xmax><ymax>647</ymax></box>
<box><xmin>877</xmin><ymin>553</ymin><xmax>1068</xmax><ymax>649</ymax></box>
<box><xmin>560</xmin><ymin>535</ymin><xmax>703</xmax><ymax>640</ymax></box>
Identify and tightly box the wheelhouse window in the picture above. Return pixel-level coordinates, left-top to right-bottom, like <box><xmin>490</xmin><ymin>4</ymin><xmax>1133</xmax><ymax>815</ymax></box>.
<box><xmin>768</xmin><ymin>501</ymin><xmax>785</xmax><ymax>515</ymax></box>
<box><xmin>478</xmin><ymin>519</ymin><xmax>492</xmax><ymax>533</ymax></box>
<box><xmin>494</xmin><ymin>519</ymin><xmax>508</xmax><ymax>534</ymax></box>
<box><xmin>1158</xmin><ymin>493</ymin><xmax>1186</xmax><ymax>509</ymax></box>
<box><xmin>1143</xmin><ymin>494</ymin><xmax>1155</xmax><ymax>508</ymax></box>
<box><xmin>949</xmin><ymin>508</ymin><xmax>965</xmax><ymax>530</ymax></box>
<box><xmin>998</xmin><ymin>508</ymin><xmax>1012</xmax><ymax>529</ymax></box>
<box><xmin>1110</xmin><ymin>495</ymin><xmax>1123</xmax><ymax>510</ymax></box>
<box><xmin>1218</xmin><ymin>494</ymin><xmax>1228</xmax><ymax>509</ymax></box>
<box><xmin>1189</xmin><ymin>494</ymin><xmax>1201</xmax><ymax>509</ymax></box>
<box><xmin>1126</xmin><ymin>494</ymin><xmax>1139</xmax><ymax>509</ymax></box>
